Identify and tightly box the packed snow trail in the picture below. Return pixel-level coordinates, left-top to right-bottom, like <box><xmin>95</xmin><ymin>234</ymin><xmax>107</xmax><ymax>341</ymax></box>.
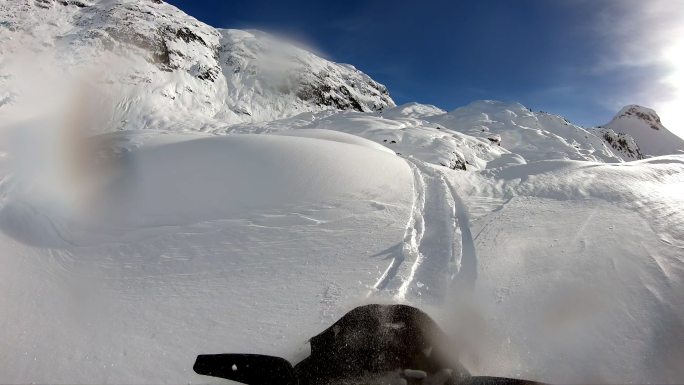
<box><xmin>372</xmin><ymin>156</ymin><xmax>477</xmax><ymax>303</ymax></box>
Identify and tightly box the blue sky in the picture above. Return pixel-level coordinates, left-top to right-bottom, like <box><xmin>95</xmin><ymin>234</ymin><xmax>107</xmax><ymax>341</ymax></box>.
<box><xmin>167</xmin><ymin>0</ymin><xmax>683</xmax><ymax>133</ymax></box>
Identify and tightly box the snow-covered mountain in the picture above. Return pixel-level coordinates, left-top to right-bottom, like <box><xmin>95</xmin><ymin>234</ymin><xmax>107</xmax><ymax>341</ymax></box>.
<box><xmin>217</xmin><ymin>100</ymin><xmax>632</xmax><ymax>172</ymax></box>
<box><xmin>599</xmin><ymin>105</ymin><xmax>684</xmax><ymax>157</ymax></box>
<box><xmin>1</xmin><ymin>1</ymin><xmax>684</xmax><ymax>385</ymax></box>
<box><xmin>0</xmin><ymin>0</ymin><xmax>676</xmax><ymax>164</ymax></box>
<box><xmin>0</xmin><ymin>0</ymin><xmax>394</xmax><ymax>128</ymax></box>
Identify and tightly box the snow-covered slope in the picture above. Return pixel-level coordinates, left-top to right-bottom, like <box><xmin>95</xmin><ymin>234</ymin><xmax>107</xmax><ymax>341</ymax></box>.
<box><xmin>0</xmin><ymin>0</ymin><xmax>394</xmax><ymax>129</ymax></box>
<box><xmin>447</xmin><ymin>156</ymin><xmax>684</xmax><ymax>383</ymax></box>
<box><xmin>428</xmin><ymin>100</ymin><xmax>624</xmax><ymax>163</ymax></box>
<box><xmin>600</xmin><ymin>105</ymin><xmax>684</xmax><ymax>156</ymax></box>
<box><xmin>1</xmin><ymin>125</ymin><xmax>682</xmax><ymax>383</ymax></box>
<box><xmin>214</xmin><ymin>107</ymin><xmax>504</xmax><ymax>171</ymax></box>
<box><xmin>0</xmin><ymin>128</ymin><xmax>414</xmax><ymax>383</ymax></box>
<box><xmin>216</xmin><ymin>100</ymin><xmax>629</xmax><ymax>172</ymax></box>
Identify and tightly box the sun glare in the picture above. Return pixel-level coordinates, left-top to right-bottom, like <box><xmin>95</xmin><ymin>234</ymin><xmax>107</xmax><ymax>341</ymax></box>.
<box><xmin>656</xmin><ymin>18</ymin><xmax>684</xmax><ymax>137</ymax></box>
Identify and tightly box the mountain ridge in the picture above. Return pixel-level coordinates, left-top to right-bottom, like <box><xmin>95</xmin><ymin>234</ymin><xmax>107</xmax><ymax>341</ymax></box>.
<box><xmin>1</xmin><ymin>0</ymin><xmax>681</xmax><ymax>160</ymax></box>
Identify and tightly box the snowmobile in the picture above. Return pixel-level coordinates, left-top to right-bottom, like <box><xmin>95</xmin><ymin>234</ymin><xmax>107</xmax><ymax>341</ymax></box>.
<box><xmin>194</xmin><ymin>304</ymin><xmax>546</xmax><ymax>385</ymax></box>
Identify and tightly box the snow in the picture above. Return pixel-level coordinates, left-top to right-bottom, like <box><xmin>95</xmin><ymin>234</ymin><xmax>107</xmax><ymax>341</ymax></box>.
<box><xmin>428</xmin><ymin>100</ymin><xmax>624</xmax><ymax>163</ymax></box>
<box><xmin>382</xmin><ymin>102</ymin><xmax>446</xmax><ymax>119</ymax></box>
<box><xmin>272</xmin><ymin>128</ymin><xmax>396</xmax><ymax>155</ymax></box>
<box><xmin>0</xmin><ymin>130</ymin><xmax>415</xmax><ymax>383</ymax></box>
<box><xmin>443</xmin><ymin>157</ymin><xmax>684</xmax><ymax>383</ymax></box>
<box><xmin>1</xmin><ymin>1</ymin><xmax>684</xmax><ymax>384</ymax></box>
<box><xmin>3</xmin><ymin>124</ymin><xmax>681</xmax><ymax>383</ymax></box>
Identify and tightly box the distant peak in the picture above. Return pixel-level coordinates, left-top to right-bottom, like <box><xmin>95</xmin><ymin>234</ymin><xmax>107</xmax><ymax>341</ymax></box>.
<box><xmin>601</xmin><ymin>105</ymin><xmax>684</xmax><ymax>156</ymax></box>
<box><xmin>611</xmin><ymin>105</ymin><xmax>663</xmax><ymax>131</ymax></box>
<box><xmin>382</xmin><ymin>102</ymin><xmax>445</xmax><ymax>118</ymax></box>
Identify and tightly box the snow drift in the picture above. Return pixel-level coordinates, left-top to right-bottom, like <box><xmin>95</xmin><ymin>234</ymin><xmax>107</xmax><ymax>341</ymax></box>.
<box><xmin>0</xmin><ymin>130</ymin><xmax>415</xmax><ymax>383</ymax></box>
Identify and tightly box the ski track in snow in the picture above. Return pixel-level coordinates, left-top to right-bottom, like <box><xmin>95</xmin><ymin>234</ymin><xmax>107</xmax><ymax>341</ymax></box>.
<box><xmin>372</xmin><ymin>157</ymin><xmax>478</xmax><ymax>303</ymax></box>
<box><xmin>371</xmin><ymin>161</ymin><xmax>425</xmax><ymax>293</ymax></box>
<box><xmin>446</xmin><ymin>180</ymin><xmax>478</xmax><ymax>291</ymax></box>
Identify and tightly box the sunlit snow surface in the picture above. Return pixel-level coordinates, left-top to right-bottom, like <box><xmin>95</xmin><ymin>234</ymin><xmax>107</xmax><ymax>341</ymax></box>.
<box><xmin>0</xmin><ymin>130</ymin><xmax>415</xmax><ymax>383</ymax></box>
<box><xmin>0</xmin><ymin>122</ymin><xmax>682</xmax><ymax>383</ymax></box>
<box><xmin>452</xmin><ymin>158</ymin><xmax>684</xmax><ymax>382</ymax></box>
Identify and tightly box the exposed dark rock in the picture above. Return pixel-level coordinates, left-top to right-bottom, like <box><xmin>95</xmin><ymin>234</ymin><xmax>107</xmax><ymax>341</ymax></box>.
<box><xmin>487</xmin><ymin>135</ymin><xmax>502</xmax><ymax>146</ymax></box>
<box><xmin>337</xmin><ymin>85</ymin><xmax>364</xmax><ymax>112</ymax></box>
<box><xmin>35</xmin><ymin>0</ymin><xmax>52</xmax><ymax>9</ymax></box>
<box><xmin>197</xmin><ymin>66</ymin><xmax>220</xmax><ymax>82</ymax></box>
<box><xmin>600</xmin><ymin>129</ymin><xmax>644</xmax><ymax>160</ymax></box>
<box><xmin>151</xmin><ymin>38</ymin><xmax>172</xmax><ymax>69</ymax></box>
<box><xmin>57</xmin><ymin>0</ymin><xmax>87</xmax><ymax>7</ymax></box>
<box><xmin>295</xmin><ymin>80</ymin><xmax>366</xmax><ymax>112</ymax></box>
<box><xmin>176</xmin><ymin>26</ymin><xmax>206</xmax><ymax>46</ymax></box>
<box><xmin>440</xmin><ymin>151</ymin><xmax>467</xmax><ymax>171</ymax></box>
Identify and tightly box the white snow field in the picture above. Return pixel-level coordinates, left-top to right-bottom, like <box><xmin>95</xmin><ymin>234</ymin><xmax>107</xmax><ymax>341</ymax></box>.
<box><xmin>0</xmin><ymin>129</ymin><xmax>416</xmax><ymax>383</ymax></box>
<box><xmin>446</xmin><ymin>157</ymin><xmax>684</xmax><ymax>383</ymax></box>
<box><xmin>1</xmin><ymin>1</ymin><xmax>684</xmax><ymax>384</ymax></box>
<box><xmin>1</xmin><ymin>123</ymin><xmax>682</xmax><ymax>384</ymax></box>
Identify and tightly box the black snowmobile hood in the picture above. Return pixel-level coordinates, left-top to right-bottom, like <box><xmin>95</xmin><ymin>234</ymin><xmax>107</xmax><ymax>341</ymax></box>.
<box><xmin>194</xmin><ymin>304</ymin><xmax>547</xmax><ymax>385</ymax></box>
